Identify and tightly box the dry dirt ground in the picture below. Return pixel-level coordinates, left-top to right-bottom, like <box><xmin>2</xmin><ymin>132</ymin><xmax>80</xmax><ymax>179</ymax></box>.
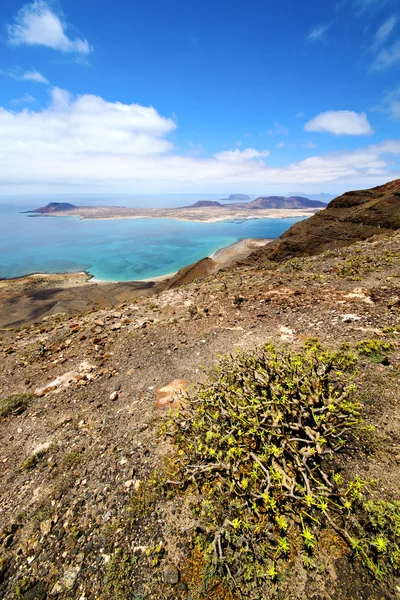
<box><xmin>0</xmin><ymin>231</ymin><xmax>400</xmax><ymax>599</ymax></box>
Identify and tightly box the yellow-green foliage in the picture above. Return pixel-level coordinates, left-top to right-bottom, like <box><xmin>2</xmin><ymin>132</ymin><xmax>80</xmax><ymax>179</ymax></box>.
<box><xmin>170</xmin><ymin>343</ymin><xmax>400</xmax><ymax>593</ymax></box>
<box><xmin>356</xmin><ymin>339</ymin><xmax>393</xmax><ymax>361</ymax></box>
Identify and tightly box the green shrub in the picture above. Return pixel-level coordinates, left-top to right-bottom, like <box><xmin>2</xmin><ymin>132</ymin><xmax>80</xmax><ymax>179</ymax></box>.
<box><xmin>170</xmin><ymin>344</ymin><xmax>399</xmax><ymax>594</ymax></box>
<box><xmin>356</xmin><ymin>339</ymin><xmax>393</xmax><ymax>362</ymax></box>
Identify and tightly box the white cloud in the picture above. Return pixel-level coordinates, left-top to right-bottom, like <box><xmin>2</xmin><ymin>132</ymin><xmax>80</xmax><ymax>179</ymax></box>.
<box><xmin>214</xmin><ymin>148</ymin><xmax>270</xmax><ymax>161</ymax></box>
<box><xmin>22</xmin><ymin>69</ymin><xmax>49</xmax><ymax>83</ymax></box>
<box><xmin>307</xmin><ymin>23</ymin><xmax>332</xmax><ymax>43</ymax></box>
<box><xmin>0</xmin><ymin>68</ymin><xmax>49</xmax><ymax>84</ymax></box>
<box><xmin>371</xmin><ymin>39</ymin><xmax>400</xmax><ymax>71</ymax></box>
<box><xmin>0</xmin><ymin>88</ymin><xmax>399</xmax><ymax>194</ymax></box>
<box><xmin>305</xmin><ymin>110</ymin><xmax>374</xmax><ymax>135</ymax></box>
<box><xmin>267</xmin><ymin>122</ymin><xmax>289</xmax><ymax>136</ymax></box>
<box><xmin>303</xmin><ymin>141</ymin><xmax>317</xmax><ymax>148</ymax></box>
<box><xmin>10</xmin><ymin>93</ymin><xmax>36</xmax><ymax>106</ymax></box>
<box><xmin>374</xmin><ymin>15</ymin><xmax>397</xmax><ymax>46</ymax></box>
<box><xmin>276</xmin><ymin>141</ymin><xmax>285</xmax><ymax>148</ymax></box>
<box><xmin>7</xmin><ymin>1</ymin><xmax>92</xmax><ymax>54</ymax></box>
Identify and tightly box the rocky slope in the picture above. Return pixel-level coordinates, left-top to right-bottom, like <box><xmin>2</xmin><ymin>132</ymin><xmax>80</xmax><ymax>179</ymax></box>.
<box><xmin>248</xmin><ymin>179</ymin><xmax>400</xmax><ymax>262</ymax></box>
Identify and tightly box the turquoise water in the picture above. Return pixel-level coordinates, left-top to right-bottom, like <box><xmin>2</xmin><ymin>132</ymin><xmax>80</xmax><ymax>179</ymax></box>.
<box><xmin>0</xmin><ymin>204</ymin><xmax>306</xmax><ymax>281</ymax></box>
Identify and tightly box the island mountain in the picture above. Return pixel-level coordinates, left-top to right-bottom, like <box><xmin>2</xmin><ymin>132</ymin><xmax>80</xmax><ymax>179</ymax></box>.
<box><xmin>182</xmin><ymin>195</ymin><xmax>324</xmax><ymax>210</ymax></box>
<box><xmin>245</xmin><ymin>196</ymin><xmax>325</xmax><ymax>209</ymax></box>
<box><xmin>219</xmin><ymin>193</ymin><xmax>251</xmax><ymax>202</ymax></box>
<box><xmin>28</xmin><ymin>202</ymin><xmax>78</xmax><ymax>213</ymax></box>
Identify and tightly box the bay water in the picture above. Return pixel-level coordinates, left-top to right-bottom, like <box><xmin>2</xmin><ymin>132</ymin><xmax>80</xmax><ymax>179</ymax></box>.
<box><xmin>0</xmin><ymin>203</ymin><xmax>305</xmax><ymax>281</ymax></box>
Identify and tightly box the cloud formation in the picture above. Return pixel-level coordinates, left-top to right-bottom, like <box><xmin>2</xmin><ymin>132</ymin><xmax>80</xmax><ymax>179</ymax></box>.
<box><xmin>376</xmin><ymin>87</ymin><xmax>400</xmax><ymax>119</ymax></box>
<box><xmin>22</xmin><ymin>69</ymin><xmax>49</xmax><ymax>83</ymax></box>
<box><xmin>1</xmin><ymin>68</ymin><xmax>49</xmax><ymax>84</ymax></box>
<box><xmin>267</xmin><ymin>122</ymin><xmax>289</xmax><ymax>136</ymax></box>
<box><xmin>10</xmin><ymin>93</ymin><xmax>36</xmax><ymax>106</ymax></box>
<box><xmin>371</xmin><ymin>40</ymin><xmax>400</xmax><ymax>71</ymax></box>
<box><xmin>374</xmin><ymin>15</ymin><xmax>397</xmax><ymax>46</ymax></box>
<box><xmin>214</xmin><ymin>148</ymin><xmax>270</xmax><ymax>161</ymax></box>
<box><xmin>307</xmin><ymin>23</ymin><xmax>331</xmax><ymax>43</ymax></box>
<box><xmin>7</xmin><ymin>1</ymin><xmax>92</xmax><ymax>54</ymax></box>
<box><xmin>0</xmin><ymin>89</ymin><xmax>399</xmax><ymax>193</ymax></box>
<box><xmin>304</xmin><ymin>110</ymin><xmax>374</xmax><ymax>135</ymax></box>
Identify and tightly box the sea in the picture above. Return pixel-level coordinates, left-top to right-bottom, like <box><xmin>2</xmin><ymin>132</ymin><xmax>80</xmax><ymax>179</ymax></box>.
<box><xmin>0</xmin><ymin>201</ymin><xmax>306</xmax><ymax>282</ymax></box>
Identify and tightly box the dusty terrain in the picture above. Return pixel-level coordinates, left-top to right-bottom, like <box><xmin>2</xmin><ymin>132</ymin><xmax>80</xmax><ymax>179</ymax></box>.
<box><xmin>1</xmin><ymin>226</ymin><xmax>400</xmax><ymax>599</ymax></box>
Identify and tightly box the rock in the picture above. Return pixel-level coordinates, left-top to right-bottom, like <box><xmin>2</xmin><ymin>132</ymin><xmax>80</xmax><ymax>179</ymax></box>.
<box><xmin>109</xmin><ymin>391</ymin><xmax>118</xmax><ymax>401</ymax></box>
<box><xmin>163</xmin><ymin>563</ymin><xmax>180</xmax><ymax>585</ymax></box>
<box><xmin>50</xmin><ymin>566</ymin><xmax>80</xmax><ymax>594</ymax></box>
<box><xmin>110</xmin><ymin>322</ymin><xmax>121</xmax><ymax>331</ymax></box>
<box><xmin>156</xmin><ymin>379</ymin><xmax>187</xmax><ymax>410</ymax></box>
<box><xmin>23</xmin><ymin>581</ymin><xmax>46</xmax><ymax>600</ymax></box>
<box><xmin>342</xmin><ymin>314</ymin><xmax>361</xmax><ymax>323</ymax></box>
<box><xmin>40</xmin><ymin>519</ymin><xmax>52</xmax><ymax>536</ymax></box>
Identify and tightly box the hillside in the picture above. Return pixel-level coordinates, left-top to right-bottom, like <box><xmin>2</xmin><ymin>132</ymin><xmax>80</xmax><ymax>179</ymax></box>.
<box><xmin>181</xmin><ymin>200</ymin><xmax>224</xmax><ymax>208</ymax></box>
<box><xmin>246</xmin><ymin>195</ymin><xmax>326</xmax><ymax>209</ymax></box>
<box><xmin>1</xmin><ymin>180</ymin><xmax>400</xmax><ymax>599</ymax></box>
<box><xmin>247</xmin><ymin>179</ymin><xmax>400</xmax><ymax>263</ymax></box>
<box><xmin>28</xmin><ymin>203</ymin><xmax>78</xmax><ymax>214</ymax></box>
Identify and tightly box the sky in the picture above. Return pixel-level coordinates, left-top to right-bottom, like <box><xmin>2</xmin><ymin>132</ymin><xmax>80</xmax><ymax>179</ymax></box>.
<box><xmin>0</xmin><ymin>0</ymin><xmax>400</xmax><ymax>198</ymax></box>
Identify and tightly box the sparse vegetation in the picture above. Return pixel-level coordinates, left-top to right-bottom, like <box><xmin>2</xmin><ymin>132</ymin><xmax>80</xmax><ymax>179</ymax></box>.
<box><xmin>62</xmin><ymin>450</ymin><xmax>83</xmax><ymax>467</ymax></box>
<box><xmin>102</xmin><ymin>549</ymin><xmax>142</xmax><ymax>600</ymax></box>
<box><xmin>0</xmin><ymin>393</ymin><xmax>33</xmax><ymax>418</ymax></box>
<box><xmin>170</xmin><ymin>343</ymin><xmax>400</xmax><ymax>596</ymax></box>
<box><xmin>356</xmin><ymin>339</ymin><xmax>393</xmax><ymax>362</ymax></box>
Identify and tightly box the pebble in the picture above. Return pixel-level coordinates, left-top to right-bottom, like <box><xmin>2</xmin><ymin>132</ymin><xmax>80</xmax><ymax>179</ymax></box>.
<box><xmin>109</xmin><ymin>391</ymin><xmax>118</xmax><ymax>401</ymax></box>
<box><xmin>163</xmin><ymin>563</ymin><xmax>180</xmax><ymax>585</ymax></box>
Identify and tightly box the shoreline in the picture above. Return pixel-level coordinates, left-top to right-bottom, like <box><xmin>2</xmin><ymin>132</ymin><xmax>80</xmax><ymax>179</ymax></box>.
<box><xmin>27</xmin><ymin>206</ymin><xmax>318</xmax><ymax>224</ymax></box>
<box><xmin>0</xmin><ymin>237</ymin><xmax>273</xmax><ymax>328</ymax></box>
<box><xmin>0</xmin><ymin>238</ymin><xmax>272</xmax><ymax>289</ymax></box>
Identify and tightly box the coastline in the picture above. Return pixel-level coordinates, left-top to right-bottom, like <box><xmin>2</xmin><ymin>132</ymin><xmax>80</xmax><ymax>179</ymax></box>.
<box><xmin>0</xmin><ymin>238</ymin><xmax>273</xmax><ymax>328</ymax></box>
<box><xmin>28</xmin><ymin>206</ymin><xmax>319</xmax><ymax>223</ymax></box>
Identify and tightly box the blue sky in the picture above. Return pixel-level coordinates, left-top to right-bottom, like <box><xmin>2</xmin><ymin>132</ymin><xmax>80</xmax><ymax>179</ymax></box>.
<box><xmin>0</xmin><ymin>0</ymin><xmax>399</xmax><ymax>196</ymax></box>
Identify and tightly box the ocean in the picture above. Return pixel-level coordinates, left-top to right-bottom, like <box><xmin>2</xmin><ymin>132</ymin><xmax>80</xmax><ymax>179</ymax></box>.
<box><xmin>0</xmin><ymin>203</ymin><xmax>306</xmax><ymax>281</ymax></box>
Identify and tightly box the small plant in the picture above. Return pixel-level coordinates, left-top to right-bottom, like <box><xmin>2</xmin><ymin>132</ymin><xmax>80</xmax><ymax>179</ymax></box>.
<box><xmin>0</xmin><ymin>393</ymin><xmax>33</xmax><ymax>418</ymax></box>
<box><xmin>22</xmin><ymin>455</ymin><xmax>38</xmax><ymax>470</ymax></box>
<box><xmin>356</xmin><ymin>339</ymin><xmax>393</xmax><ymax>362</ymax></box>
<box><xmin>102</xmin><ymin>549</ymin><xmax>141</xmax><ymax>600</ymax></box>
<box><xmin>169</xmin><ymin>343</ymin><xmax>400</xmax><ymax>594</ymax></box>
<box><xmin>62</xmin><ymin>450</ymin><xmax>82</xmax><ymax>467</ymax></box>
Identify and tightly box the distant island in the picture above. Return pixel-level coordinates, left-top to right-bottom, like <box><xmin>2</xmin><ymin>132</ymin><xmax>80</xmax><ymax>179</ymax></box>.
<box><xmin>27</xmin><ymin>195</ymin><xmax>324</xmax><ymax>223</ymax></box>
<box><xmin>183</xmin><ymin>196</ymin><xmax>325</xmax><ymax>210</ymax></box>
<box><xmin>219</xmin><ymin>193</ymin><xmax>251</xmax><ymax>202</ymax></box>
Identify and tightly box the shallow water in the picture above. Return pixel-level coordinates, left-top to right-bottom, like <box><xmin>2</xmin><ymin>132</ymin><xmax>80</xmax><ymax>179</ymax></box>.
<box><xmin>0</xmin><ymin>204</ymin><xmax>306</xmax><ymax>281</ymax></box>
